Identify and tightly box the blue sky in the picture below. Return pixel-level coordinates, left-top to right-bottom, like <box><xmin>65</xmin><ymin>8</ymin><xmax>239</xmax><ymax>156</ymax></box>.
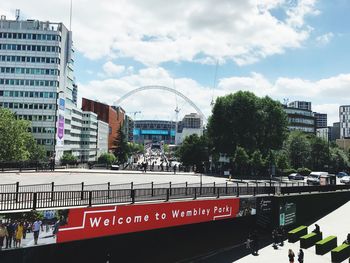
<box><xmin>2</xmin><ymin>0</ymin><xmax>350</xmax><ymax>123</ymax></box>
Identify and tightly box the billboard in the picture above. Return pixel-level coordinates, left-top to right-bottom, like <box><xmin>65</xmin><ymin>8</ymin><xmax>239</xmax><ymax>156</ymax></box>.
<box><xmin>0</xmin><ymin>198</ymin><xmax>241</xmax><ymax>250</ymax></box>
<box><xmin>279</xmin><ymin>202</ymin><xmax>296</xmax><ymax>226</ymax></box>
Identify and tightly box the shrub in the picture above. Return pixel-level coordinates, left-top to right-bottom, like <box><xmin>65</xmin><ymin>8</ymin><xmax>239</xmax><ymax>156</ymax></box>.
<box><xmin>60</xmin><ymin>153</ymin><xmax>77</xmax><ymax>165</ymax></box>
<box><xmin>297</xmin><ymin>167</ymin><xmax>312</xmax><ymax>176</ymax></box>
<box><xmin>98</xmin><ymin>153</ymin><xmax>116</xmax><ymax>165</ymax></box>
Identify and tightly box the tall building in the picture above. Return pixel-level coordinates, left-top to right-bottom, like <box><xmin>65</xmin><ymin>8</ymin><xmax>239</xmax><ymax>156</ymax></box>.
<box><xmin>0</xmin><ymin>16</ymin><xmax>105</xmax><ymax>162</ymax></box>
<box><xmin>288</xmin><ymin>101</ymin><xmax>312</xmax><ymax>111</ymax></box>
<box><xmin>314</xmin><ymin>112</ymin><xmax>327</xmax><ymax>128</ymax></box>
<box><xmin>331</xmin><ymin>122</ymin><xmax>340</xmax><ymax>141</ymax></box>
<box><xmin>81</xmin><ymin>98</ymin><xmax>125</xmax><ymax>151</ymax></box>
<box><xmin>97</xmin><ymin>120</ymin><xmax>109</xmax><ymax>157</ymax></box>
<box><xmin>283</xmin><ymin>106</ymin><xmax>315</xmax><ymax>133</ymax></box>
<box><xmin>339</xmin><ymin>105</ymin><xmax>350</xmax><ymax>138</ymax></box>
<box><xmin>176</xmin><ymin>113</ymin><xmax>203</xmax><ymax>144</ymax></box>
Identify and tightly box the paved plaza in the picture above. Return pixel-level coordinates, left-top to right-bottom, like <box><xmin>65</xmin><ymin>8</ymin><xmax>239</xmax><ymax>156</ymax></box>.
<box><xmin>0</xmin><ymin>169</ymin><xmax>230</xmax><ymax>186</ymax></box>
<box><xmin>237</xmin><ymin>201</ymin><xmax>350</xmax><ymax>263</ymax></box>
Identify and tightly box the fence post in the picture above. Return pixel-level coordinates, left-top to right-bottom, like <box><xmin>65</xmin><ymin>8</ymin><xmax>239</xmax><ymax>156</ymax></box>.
<box><xmin>131</xmin><ymin>189</ymin><xmax>135</xmax><ymax>204</ymax></box>
<box><xmin>33</xmin><ymin>192</ymin><xmax>37</xmax><ymax>210</ymax></box>
<box><xmin>88</xmin><ymin>191</ymin><xmax>92</xmax><ymax>207</ymax></box>
<box><xmin>217</xmin><ymin>186</ymin><xmax>220</xmax><ymax>198</ymax></box>
<box><xmin>151</xmin><ymin>182</ymin><xmax>154</xmax><ymax>197</ymax></box>
<box><xmin>237</xmin><ymin>183</ymin><xmax>240</xmax><ymax>197</ymax></box>
<box><xmin>51</xmin><ymin>182</ymin><xmax>55</xmax><ymax>201</ymax></box>
<box><xmin>193</xmin><ymin>187</ymin><xmax>197</xmax><ymax>200</ymax></box>
<box><xmin>166</xmin><ymin>189</ymin><xmax>170</xmax><ymax>202</ymax></box>
<box><xmin>131</xmin><ymin>182</ymin><xmax>134</xmax><ymax>190</ymax></box>
<box><xmin>225</xmin><ymin>182</ymin><xmax>228</xmax><ymax>195</ymax></box>
<box><xmin>107</xmin><ymin>182</ymin><xmax>110</xmax><ymax>199</ymax></box>
<box><xmin>169</xmin><ymin>182</ymin><xmax>172</xmax><ymax>195</ymax></box>
<box><xmin>213</xmin><ymin>182</ymin><xmax>216</xmax><ymax>196</ymax></box>
<box><xmin>185</xmin><ymin>182</ymin><xmax>188</xmax><ymax>195</ymax></box>
<box><xmin>15</xmin><ymin>182</ymin><xmax>19</xmax><ymax>203</ymax></box>
<box><xmin>81</xmin><ymin>182</ymin><xmax>84</xmax><ymax>200</ymax></box>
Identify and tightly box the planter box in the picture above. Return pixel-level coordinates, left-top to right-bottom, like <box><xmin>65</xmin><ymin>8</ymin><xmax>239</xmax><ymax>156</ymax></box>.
<box><xmin>316</xmin><ymin>236</ymin><xmax>337</xmax><ymax>255</ymax></box>
<box><xmin>300</xmin><ymin>232</ymin><xmax>322</xmax><ymax>249</ymax></box>
<box><xmin>288</xmin><ymin>226</ymin><xmax>308</xmax><ymax>243</ymax></box>
<box><xmin>331</xmin><ymin>243</ymin><xmax>350</xmax><ymax>263</ymax></box>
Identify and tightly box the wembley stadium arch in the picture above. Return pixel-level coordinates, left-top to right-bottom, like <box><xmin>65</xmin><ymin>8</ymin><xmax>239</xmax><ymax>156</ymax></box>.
<box><xmin>114</xmin><ymin>85</ymin><xmax>207</xmax><ymax>122</ymax></box>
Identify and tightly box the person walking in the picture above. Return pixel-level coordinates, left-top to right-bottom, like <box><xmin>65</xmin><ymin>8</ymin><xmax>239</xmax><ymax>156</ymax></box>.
<box><xmin>32</xmin><ymin>219</ymin><xmax>42</xmax><ymax>245</ymax></box>
<box><xmin>173</xmin><ymin>164</ymin><xmax>177</xmax><ymax>174</ymax></box>
<box><xmin>0</xmin><ymin>221</ymin><xmax>8</xmax><ymax>251</ymax></box>
<box><xmin>15</xmin><ymin>222</ymin><xmax>24</xmax><ymax>248</ymax></box>
<box><xmin>298</xmin><ymin>249</ymin><xmax>304</xmax><ymax>263</ymax></box>
<box><xmin>5</xmin><ymin>220</ymin><xmax>15</xmax><ymax>249</ymax></box>
<box><xmin>288</xmin><ymin>249</ymin><xmax>295</xmax><ymax>263</ymax></box>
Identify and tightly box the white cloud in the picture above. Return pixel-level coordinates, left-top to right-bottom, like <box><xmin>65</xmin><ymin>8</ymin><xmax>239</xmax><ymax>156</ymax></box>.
<box><xmin>78</xmin><ymin>66</ymin><xmax>350</xmax><ymax>125</ymax></box>
<box><xmin>0</xmin><ymin>0</ymin><xmax>319</xmax><ymax>66</ymax></box>
<box><xmin>102</xmin><ymin>61</ymin><xmax>125</xmax><ymax>76</ymax></box>
<box><xmin>316</xmin><ymin>32</ymin><xmax>334</xmax><ymax>45</ymax></box>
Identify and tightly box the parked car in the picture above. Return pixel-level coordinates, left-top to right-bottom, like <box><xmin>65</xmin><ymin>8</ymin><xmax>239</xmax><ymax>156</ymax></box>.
<box><xmin>340</xmin><ymin>176</ymin><xmax>350</xmax><ymax>184</ymax></box>
<box><xmin>336</xmin><ymin>172</ymin><xmax>349</xmax><ymax>178</ymax></box>
<box><xmin>307</xmin><ymin>171</ymin><xmax>328</xmax><ymax>185</ymax></box>
<box><xmin>111</xmin><ymin>164</ymin><xmax>120</xmax><ymax>170</ymax></box>
<box><xmin>288</xmin><ymin>173</ymin><xmax>304</xmax><ymax>180</ymax></box>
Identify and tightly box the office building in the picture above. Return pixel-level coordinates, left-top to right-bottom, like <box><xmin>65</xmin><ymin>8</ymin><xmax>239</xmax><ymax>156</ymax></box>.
<box><xmin>283</xmin><ymin>106</ymin><xmax>315</xmax><ymax>133</ymax></box>
<box><xmin>81</xmin><ymin>98</ymin><xmax>125</xmax><ymax>151</ymax></box>
<box><xmin>0</xmin><ymin>16</ymin><xmax>105</xmax><ymax>162</ymax></box>
<box><xmin>288</xmin><ymin>101</ymin><xmax>312</xmax><ymax>111</ymax></box>
<box><xmin>314</xmin><ymin>112</ymin><xmax>327</xmax><ymax>128</ymax></box>
<box><xmin>97</xmin><ymin>120</ymin><xmax>109</xmax><ymax>157</ymax></box>
<box><xmin>339</xmin><ymin>105</ymin><xmax>350</xmax><ymax>138</ymax></box>
<box><xmin>176</xmin><ymin>113</ymin><xmax>204</xmax><ymax>144</ymax></box>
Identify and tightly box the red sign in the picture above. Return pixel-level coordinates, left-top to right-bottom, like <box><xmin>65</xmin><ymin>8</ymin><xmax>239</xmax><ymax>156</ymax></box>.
<box><xmin>57</xmin><ymin>198</ymin><xmax>240</xmax><ymax>243</ymax></box>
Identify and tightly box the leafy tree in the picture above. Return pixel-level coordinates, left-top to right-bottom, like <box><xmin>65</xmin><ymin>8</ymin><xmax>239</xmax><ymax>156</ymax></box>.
<box><xmin>128</xmin><ymin>142</ymin><xmax>144</xmax><ymax>155</ymax></box>
<box><xmin>113</xmin><ymin>126</ymin><xmax>129</xmax><ymax>164</ymax></box>
<box><xmin>309</xmin><ymin>136</ymin><xmax>330</xmax><ymax>171</ymax></box>
<box><xmin>177</xmin><ymin>134</ymin><xmax>209</xmax><ymax>168</ymax></box>
<box><xmin>250</xmin><ymin>150</ymin><xmax>264</xmax><ymax>176</ymax></box>
<box><xmin>98</xmin><ymin>153</ymin><xmax>116</xmax><ymax>165</ymax></box>
<box><xmin>276</xmin><ymin>151</ymin><xmax>290</xmax><ymax>171</ymax></box>
<box><xmin>329</xmin><ymin>147</ymin><xmax>349</xmax><ymax>173</ymax></box>
<box><xmin>233</xmin><ymin>147</ymin><xmax>250</xmax><ymax>176</ymax></box>
<box><xmin>207</xmin><ymin>91</ymin><xmax>287</xmax><ymax>156</ymax></box>
<box><xmin>0</xmin><ymin>108</ymin><xmax>45</xmax><ymax>162</ymax></box>
<box><xmin>60</xmin><ymin>153</ymin><xmax>77</xmax><ymax>165</ymax></box>
<box><xmin>286</xmin><ymin>131</ymin><xmax>311</xmax><ymax>169</ymax></box>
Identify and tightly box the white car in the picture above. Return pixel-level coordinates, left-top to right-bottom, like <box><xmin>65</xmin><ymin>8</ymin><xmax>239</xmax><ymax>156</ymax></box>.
<box><xmin>340</xmin><ymin>176</ymin><xmax>350</xmax><ymax>184</ymax></box>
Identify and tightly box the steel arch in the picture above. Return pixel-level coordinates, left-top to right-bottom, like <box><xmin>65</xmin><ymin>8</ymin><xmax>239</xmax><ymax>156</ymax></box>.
<box><xmin>114</xmin><ymin>85</ymin><xmax>207</xmax><ymax>121</ymax></box>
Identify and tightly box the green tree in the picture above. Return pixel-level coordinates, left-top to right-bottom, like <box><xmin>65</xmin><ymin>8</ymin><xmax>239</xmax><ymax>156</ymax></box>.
<box><xmin>113</xmin><ymin>126</ymin><xmax>129</xmax><ymax>164</ymax></box>
<box><xmin>177</xmin><ymin>134</ymin><xmax>209</xmax><ymax>169</ymax></box>
<box><xmin>0</xmin><ymin>108</ymin><xmax>45</xmax><ymax>162</ymax></box>
<box><xmin>329</xmin><ymin>147</ymin><xmax>349</xmax><ymax>173</ymax></box>
<box><xmin>310</xmin><ymin>136</ymin><xmax>330</xmax><ymax>171</ymax></box>
<box><xmin>286</xmin><ymin>131</ymin><xmax>311</xmax><ymax>169</ymax></box>
<box><xmin>233</xmin><ymin>147</ymin><xmax>250</xmax><ymax>176</ymax></box>
<box><xmin>128</xmin><ymin>142</ymin><xmax>144</xmax><ymax>155</ymax></box>
<box><xmin>60</xmin><ymin>153</ymin><xmax>77</xmax><ymax>165</ymax></box>
<box><xmin>98</xmin><ymin>153</ymin><xmax>116</xmax><ymax>165</ymax></box>
<box><xmin>276</xmin><ymin>151</ymin><xmax>290</xmax><ymax>171</ymax></box>
<box><xmin>207</xmin><ymin>91</ymin><xmax>287</xmax><ymax>156</ymax></box>
<box><xmin>250</xmin><ymin>150</ymin><xmax>264</xmax><ymax>176</ymax></box>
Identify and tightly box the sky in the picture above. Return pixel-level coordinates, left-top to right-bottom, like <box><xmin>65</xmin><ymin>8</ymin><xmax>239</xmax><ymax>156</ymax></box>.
<box><xmin>1</xmin><ymin>0</ymin><xmax>350</xmax><ymax>124</ymax></box>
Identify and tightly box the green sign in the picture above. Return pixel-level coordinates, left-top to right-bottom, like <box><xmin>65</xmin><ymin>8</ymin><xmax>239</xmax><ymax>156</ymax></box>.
<box><xmin>279</xmin><ymin>202</ymin><xmax>296</xmax><ymax>226</ymax></box>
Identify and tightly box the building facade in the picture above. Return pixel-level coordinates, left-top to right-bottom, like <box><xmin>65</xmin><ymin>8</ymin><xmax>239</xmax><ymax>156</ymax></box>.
<box><xmin>288</xmin><ymin>101</ymin><xmax>312</xmax><ymax>111</ymax></box>
<box><xmin>97</xmin><ymin>120</ymin><xmax>109</xmax><ymax>157</ymax></box>
<box><xmin>339</xmin><ymin>105</ymin><xmax>350</xmax><ymax>138</ymax></box>
<box><xmin>314</xmin><ymin>112</ymin><xmax>327</xmax><ymax>128</ymax></box>
<box><xmin>81</xmin><ymin>98</ymin><xmax>125</xmax><ymax>151</ymax></box>
<box><xmin>176</xmin><ymin>113</ymin><xmax>203</xmax><ymax>144</ymax></box>
<box><xmin>0</xmin><ymin>17</ymin><xmax>106</xmax><ymax>162</ymax></box>
<box><xmin>283</xmin><ymin>106</ymin><xmax>315</xmax><ymax>133</ymax></box>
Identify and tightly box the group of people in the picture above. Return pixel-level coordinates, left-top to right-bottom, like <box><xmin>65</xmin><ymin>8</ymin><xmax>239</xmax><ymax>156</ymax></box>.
<box><xmin>0</xmin><ymin>219</ymin><xmax>42</xmax><ymax>250</ymax></box>
<box><xmin>288</xmin><ymin>249</ymin><xmax>304</xmax><ymax>263</ymax></box>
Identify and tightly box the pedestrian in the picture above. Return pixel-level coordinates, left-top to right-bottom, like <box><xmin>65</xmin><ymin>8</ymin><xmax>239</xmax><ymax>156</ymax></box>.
<box><xmin>288</xmin><ymin>249</ymin><xmax>295</xmax><ymax>263</ymax></box>
<box><xmin>278</xmin><ymin>226</ymin><xmax>285</xmax><ymax>246</ymax></box>
<box><xmin>298</xmin><ymin>249</ymin><xmax>304</xmax><ymax>263</ymax></box>
<box><xmin>173</xmin><ymin>164</ymin><xmax>177</xmax><ymax>174</ymax></box>
<box><xmin>0</xmin><ymin>221</ymin><xmax>8</xmax><ymax>251</ymax></box>
<box><xmin>49</xmin><ymin>155</ymin><xmax>55</xmax><ymax>171</ymax></box>
<box><xmin>251</xmin><ymin>231</ymin><xmax>259</xmax><ymax>255</ymax></box>
<box><xmin>343</xmin><ymin>233</ymin><xmax>350</xmax><ymax>244</ymax></box>
<box><xmin>32</xmin><ymin>219</ymin><xmax>42</xmax><ymax>245</ymax></box>
<box><xmin>15</xmin><ymin>222</ymin><xmax>24</xmax><ymax>248</ymax></box>
<box><xmin>272</xmin><ymin>228</ymin><xmax>279</xmax><ymax>249</ymax></box>
<box><xmin>5</xmin><ymin>220</ymin><xmax>15</xmax><ymax>249</ymax></box>
<box><xmin>312</xmin><ymin>224</ymin><xmax>320</xmax><ymax>234</ymax></box>
<box><xmin>246</xmin><ymin>233</ymin><xmax>252</xmax><ymax>250</ymax></box>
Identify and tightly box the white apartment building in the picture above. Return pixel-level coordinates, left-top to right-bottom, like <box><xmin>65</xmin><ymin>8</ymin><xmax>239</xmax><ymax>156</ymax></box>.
<box><xmin>0</xmin><ymin>16</ymin><xmax>106</xmax><ymax>162</ymax></box>
<box><xmin>340</xmin><ymin>105</ymin><xmax>350</xmax><ymax>138</ymax></box>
